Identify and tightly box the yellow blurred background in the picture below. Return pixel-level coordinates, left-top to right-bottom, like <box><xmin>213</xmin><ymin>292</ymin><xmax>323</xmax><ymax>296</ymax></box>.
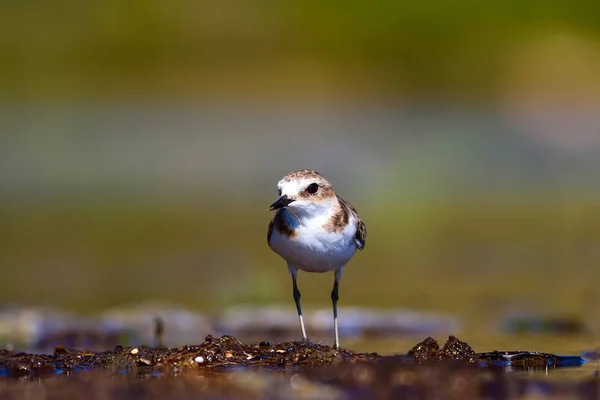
<box><xmin>1</xmin><ymin>1</ymin><xmax>600</xmax><ymax>336</ymax></box>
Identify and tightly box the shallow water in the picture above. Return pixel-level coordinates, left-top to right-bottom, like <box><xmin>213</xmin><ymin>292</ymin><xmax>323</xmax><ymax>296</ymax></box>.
<box><xmin>1</xmin><ymin>329</ymin><xmax>598</xmax><ymax>400</ymax></box>
<box><xmin>350</xmin><ymin>333</ymin><xmax>599</xmax><ymax>380</ymax></box>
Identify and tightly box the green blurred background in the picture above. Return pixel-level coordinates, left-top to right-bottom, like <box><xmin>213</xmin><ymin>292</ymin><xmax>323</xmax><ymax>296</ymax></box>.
<box><xmin>1</xmin><ymin>1</ymin><xmax>600</xmax><ymax>338</ymax></box>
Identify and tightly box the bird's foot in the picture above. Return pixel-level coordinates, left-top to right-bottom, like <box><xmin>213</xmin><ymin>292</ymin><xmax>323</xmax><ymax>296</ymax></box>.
<box><xmin>293</xmin><ymin>338</ymin><xmax>314</xmax><ymax>347</ymax></box>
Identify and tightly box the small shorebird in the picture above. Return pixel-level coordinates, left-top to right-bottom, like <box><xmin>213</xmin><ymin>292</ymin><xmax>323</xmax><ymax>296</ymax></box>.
<box><xmin>267</xmin><ymin>169</ymin><xmax>366</xmax><ymax>350</ymax></box>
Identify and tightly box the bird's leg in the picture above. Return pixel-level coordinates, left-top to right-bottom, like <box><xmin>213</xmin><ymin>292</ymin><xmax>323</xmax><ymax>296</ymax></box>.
<box><xmin>291</xmin><ymin>270</ymin><xmax>308</xmax><ymax>342</ymax></box>
<box><xmin>331</xmin><ymin>268</ymin><xmax>343</xmax><ymax>350</ymax></box>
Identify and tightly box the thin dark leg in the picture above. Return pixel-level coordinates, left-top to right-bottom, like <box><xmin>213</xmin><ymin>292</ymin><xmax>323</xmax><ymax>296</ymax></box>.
<box><xmin>331</xmin><ymin>276</ymin><xmax>340</xmax><ymax>350</ymax></box>
<box><xmin>292</xmin><ymin>274</ymin><xmax>308</xmax><ymax>341</ymax></box>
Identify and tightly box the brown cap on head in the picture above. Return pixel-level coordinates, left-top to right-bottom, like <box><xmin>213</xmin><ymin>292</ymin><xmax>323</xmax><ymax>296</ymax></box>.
<box><xmin>279</xmin><ymin>170</ymin><xmax>335</xmax><ymax>202</ymax></box>
<box><xmin>280</xmin><ymin>169</ymin><xmax>327</xmax><ymax>183</ymax></box>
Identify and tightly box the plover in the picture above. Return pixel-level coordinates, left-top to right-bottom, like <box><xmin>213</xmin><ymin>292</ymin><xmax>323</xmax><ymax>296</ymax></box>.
<box><xmin>267</xmin><ymin>169</ymin><xmax>367</xmax><ymax>350</ymax></box>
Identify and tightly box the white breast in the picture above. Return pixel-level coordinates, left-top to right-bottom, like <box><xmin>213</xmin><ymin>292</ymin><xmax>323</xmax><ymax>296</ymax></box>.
<box><xmin>269</xmin><ymin>217</ymin><xmax>358</xmax><ymax>273</ymax></box>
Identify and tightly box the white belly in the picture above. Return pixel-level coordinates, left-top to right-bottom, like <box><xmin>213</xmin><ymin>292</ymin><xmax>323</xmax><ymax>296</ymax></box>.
<box><xmin>269</xmin><ymin>226</ymin><xmax>357</xmax><ymax>273</ymax></box>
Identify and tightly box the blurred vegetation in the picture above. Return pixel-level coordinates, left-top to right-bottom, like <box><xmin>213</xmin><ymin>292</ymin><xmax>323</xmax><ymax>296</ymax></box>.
<box><xmin>1</xmin><ymin>198</ymin><xmax>599</xmax><ymax>333</ymax></box>
<box><xmin>2</xmin><ymin>0</ymin><xmax>600</xmax><ymax>100</ymax></box>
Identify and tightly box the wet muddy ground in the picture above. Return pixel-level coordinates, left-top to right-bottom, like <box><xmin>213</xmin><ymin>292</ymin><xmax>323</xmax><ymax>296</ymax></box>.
<box><xmin>1</xmin><ymin>334</ymin><xmax>597</xmax><ymax>399</ymax></box>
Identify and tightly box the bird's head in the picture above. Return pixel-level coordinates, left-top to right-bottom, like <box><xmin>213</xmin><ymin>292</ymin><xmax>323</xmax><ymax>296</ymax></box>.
<box><xmin>269</xmin><ymin>169</ymin><xmax>337</xmax><ymax>216</ymax></box>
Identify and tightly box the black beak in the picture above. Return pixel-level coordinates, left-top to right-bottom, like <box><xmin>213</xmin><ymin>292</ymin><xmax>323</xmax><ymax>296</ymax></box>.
<box><xmin>269</xmin><ymin>195</ymin><xmax>294</xmax><ymax>211</ymax></box>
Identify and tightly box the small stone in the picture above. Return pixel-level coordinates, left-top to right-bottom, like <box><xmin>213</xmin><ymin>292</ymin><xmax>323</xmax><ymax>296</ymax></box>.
<box><xmin>440</xmin><ymin>335</ymin><xmax>476</xmax><ymax>362</ymax></box>
<box><xmin>7</xmin><ymin>362</ymin><xmax>30</xmax><ymax>377</ymax></box>
<box><xmin>225</xmin><ymin>352</ymin><xmax>233</xmax><ymax>358</ymax></box>
<box><xmin>195</xmin><ymin>356</ymin><xmax>205</xmax><ymax>363</ymax></box>
<box><xmin>130</xmin><ymin>348</ymin><xmax>139</xmax><ymax>355</ymax></box>
<box><xmin>276</xmin><ymin>349</ymin><xmax>286</xmax><ymax>354</ymax></box>
<box><xmin>407</xmin><ymin>337</ymin><xmax>439</xmax><ymax>363</ymax></box>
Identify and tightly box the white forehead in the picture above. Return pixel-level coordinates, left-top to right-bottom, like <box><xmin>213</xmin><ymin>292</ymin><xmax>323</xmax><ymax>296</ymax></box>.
<box><xmin>277</xmin><ymin>178</ymin><xmax>312</xmax><ymax>195</ymax></box>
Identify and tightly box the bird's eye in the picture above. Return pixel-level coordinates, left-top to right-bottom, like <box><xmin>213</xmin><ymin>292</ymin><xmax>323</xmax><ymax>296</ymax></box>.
<box><xmin>278</xmin><ymin>188</ymin><xmax>282</xmax><ymax>196</ymax></box>
<box><xmin>306</xmin><ymin>183</ymin><xmax>319</xmax><ymax>194</ymax></box>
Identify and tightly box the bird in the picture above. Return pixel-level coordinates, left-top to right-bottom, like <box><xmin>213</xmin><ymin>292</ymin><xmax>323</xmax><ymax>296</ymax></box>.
<box><xmin>267</xmin><ymin>169</ymin><xmax>366</xmax><ymax>350</ymax></box>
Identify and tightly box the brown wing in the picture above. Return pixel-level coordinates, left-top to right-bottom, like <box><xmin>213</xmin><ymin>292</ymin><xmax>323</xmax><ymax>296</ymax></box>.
<box><xmin>354</xmin><ymin>217</ymin><xmax>366</xmax><ymax>250</ymax></box>
<box><xmin>337</xmin><ymin>196</ymin><xmax>366</xmax><ymax>251</ymax></box>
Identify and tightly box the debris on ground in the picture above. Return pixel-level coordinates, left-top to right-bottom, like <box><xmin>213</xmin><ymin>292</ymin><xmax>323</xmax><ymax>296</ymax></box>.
<box><xmin>0</xmin><ymin>334</ymin><xmax>585</xmax><ymax>379</ymax></box>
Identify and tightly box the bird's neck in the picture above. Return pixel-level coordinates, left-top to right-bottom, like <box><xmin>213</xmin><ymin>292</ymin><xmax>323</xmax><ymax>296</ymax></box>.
<box><xmin>285</xmin><ymin>200</ymin><xmax>339</xmax><ymax>228</ymax></box>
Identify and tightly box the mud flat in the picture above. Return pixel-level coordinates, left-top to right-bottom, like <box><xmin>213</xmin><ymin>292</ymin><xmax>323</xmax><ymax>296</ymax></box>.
<box><xmin>1</xmin><ymin>334</ymin><xmax>596</xmax><ymax>399</ymax></box>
